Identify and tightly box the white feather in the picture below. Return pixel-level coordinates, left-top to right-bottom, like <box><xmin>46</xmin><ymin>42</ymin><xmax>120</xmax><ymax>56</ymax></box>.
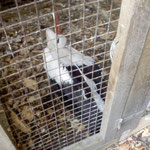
<box><xmin>82</xmin><ymin>90</ymin><xmax>88</xmax><ymax>100</ymax></box>
<box><xmin>43</xmin><ymin>48</ymin><xmax>73</xmax><ymax>85</ymax></box>
<box><xmin>45</xmin><ymin>29</ymin><xmax>104</xmax><ymax>112</ymax></box>
<box><xmin>50</xmin><ymin>47</ymin><xmax>95</xmax><ymax>67</ymax></box>
<box><xmin>75</xmin><ymin>65</ymin><xmax>104</xmax><ymax>112</ymax></box>
<box><xmin>46</xmin><ymin>29</ymin><xmax>95</xmax><ymax>66</ymax></box>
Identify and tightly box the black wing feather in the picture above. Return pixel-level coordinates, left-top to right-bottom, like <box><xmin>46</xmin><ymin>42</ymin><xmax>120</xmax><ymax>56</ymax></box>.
<box><xmin>42</xmin><ymin>64</ymin><xmax>103</xmax><ymax>135</ymax></box>
<box><xmin>66</xmin><ymin>65</ymin><xmax>102</xmax><ymax>135</ymax></box>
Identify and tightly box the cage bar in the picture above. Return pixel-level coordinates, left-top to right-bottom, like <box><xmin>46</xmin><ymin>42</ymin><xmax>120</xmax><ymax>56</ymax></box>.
<box><xmin>0</xmin><ymin>0</ymin><xmax>121</xmax><ymax>149</ymax></box>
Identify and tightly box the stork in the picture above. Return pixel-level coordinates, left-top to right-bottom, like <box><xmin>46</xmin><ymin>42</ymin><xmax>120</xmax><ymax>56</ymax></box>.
<box><xmin>43</xmin><ymin>5</ymin><xmax>105</xmax><ymax>134</ymax></box>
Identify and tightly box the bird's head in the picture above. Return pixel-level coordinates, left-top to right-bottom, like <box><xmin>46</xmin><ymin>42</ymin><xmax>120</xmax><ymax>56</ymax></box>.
<box><xmin>46</xmin><ymin>5</ymin><xmax>67</xmax><ymax>51</ymax></box>
<box><xmin>46</xmin><ymin>29</ymin><xmax>67</xmax><ymax>51</ymax></box>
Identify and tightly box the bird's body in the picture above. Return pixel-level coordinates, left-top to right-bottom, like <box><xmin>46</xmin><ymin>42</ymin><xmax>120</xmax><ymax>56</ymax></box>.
<box><xmin>43</xmin><ymin>28</ymin><xmax>105</xmax><ymax>135</ymax></box>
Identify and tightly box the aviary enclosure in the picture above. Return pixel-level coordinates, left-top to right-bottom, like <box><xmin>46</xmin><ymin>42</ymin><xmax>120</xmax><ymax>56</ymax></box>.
<box><xmin>0</xmin><ymin>0</ymin><xmax>150</xmax><ymax>150</ymax></box>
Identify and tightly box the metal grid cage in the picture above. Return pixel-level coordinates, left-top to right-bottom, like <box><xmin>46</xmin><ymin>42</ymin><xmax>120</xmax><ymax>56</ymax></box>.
<box><xmin>0</xmin><ymin>0</ymin><xmax>121</xmax><ymax>149</ymax></box>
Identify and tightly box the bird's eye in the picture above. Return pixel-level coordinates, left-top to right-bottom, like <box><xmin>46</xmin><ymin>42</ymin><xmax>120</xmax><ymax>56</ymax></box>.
<box><xmin>57</xmin><ymin>38</ymin><xmax>59</xmax><ymax>43</ymax></box>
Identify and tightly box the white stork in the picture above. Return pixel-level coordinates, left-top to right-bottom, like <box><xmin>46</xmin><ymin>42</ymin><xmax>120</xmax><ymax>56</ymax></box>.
<box><xmin>44</xmin><ymin>29</ymin><xmax>104</xmax><ymax>111</ymax></box>
<box><xmin>43</xmin><ymin>5</ymin><xmax>105</xmax><ymax>134</ymax></box>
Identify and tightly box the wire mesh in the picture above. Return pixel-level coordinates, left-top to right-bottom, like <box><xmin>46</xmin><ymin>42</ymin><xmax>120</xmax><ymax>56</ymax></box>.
<box><xmin>0</xmin><ymin>0</ymin><xmax>121</xmax><ymax>149</ymax></box>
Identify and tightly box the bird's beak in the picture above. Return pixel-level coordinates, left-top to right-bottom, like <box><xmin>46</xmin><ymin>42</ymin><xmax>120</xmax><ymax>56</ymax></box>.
<box><xmin>54</xmin><ymin>4</ymin><xmax>61</xmax><ymax>35</ymax></box>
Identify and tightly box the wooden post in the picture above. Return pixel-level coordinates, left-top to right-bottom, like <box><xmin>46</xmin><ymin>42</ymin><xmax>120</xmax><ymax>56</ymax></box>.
<box><xmin>0</xmin><ymin>103</ymin><xmax>16</xmax><ymax>150</ymax></box>
<box><xmin>0</xmin><ymin>125</ymin><xmax>16</xmax><ymax>150</ymax></box>
<box><xmin>117</xmin><ymin>28</ymin><xmax>150</xmax><ymax>140</ymax></box>
<box><xmin>100</xmin><ymin>0</ymin><xmax>150</xmax><ymax>143</ymax></box>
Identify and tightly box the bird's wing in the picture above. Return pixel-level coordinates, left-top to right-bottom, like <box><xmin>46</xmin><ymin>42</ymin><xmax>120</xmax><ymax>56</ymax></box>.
<box><xmin>81</xmin><ymin>64</ymin><xmax>102</xmax><ymax>93</ymax></box>
<box><xmin>50</xmin><ymin>46</ymin><xmax>104</xmax><ymax>111</ymax></box>
<box><xmin>70</xmin><ymin>47</ymin><xmax>95</xmax><ymax>66</ymax></box>
<box><xmin>50</xmin><ymin>46</ymin><xmax>95</xmax><ymax>66</ymax></box>
<box><xmin>66</xmin><ymin>65</ymin><xmax>101</xmax><ymax>123</ymax></box>
<box><xmin>74</xmin><ymin>65</ymin><xmax>104</xmax><ymax>112</ymax></box>
<box><xmin>66</xmin><ymin>65</ymin><xmax>104</xmax><ymax>112</ymax></box>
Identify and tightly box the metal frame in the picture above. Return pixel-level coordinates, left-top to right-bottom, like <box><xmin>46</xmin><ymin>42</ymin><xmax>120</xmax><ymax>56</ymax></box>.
<box><xmin>0</xmin><ymin>0</ymin><xmax>117</xmax><ymax>149</ymax></box>
<box><xmin>1</xmin><ymin>0</ymin><xmax>150</xmax><ymax>150</ymax></box>
<box><xmin>62</xmin><ymin>0</ymin><xmax>150</xmax><ymax>149</ymax></box>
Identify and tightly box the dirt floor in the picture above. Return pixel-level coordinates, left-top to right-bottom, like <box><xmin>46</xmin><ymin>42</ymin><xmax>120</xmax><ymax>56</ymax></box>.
<box><xmin>107</xmin><ymin>126</ymin><xmax>150</xmax><ymax>150</ymax></box>
<box><xmin>0</xmin><ymin>0</ymin><xmax>121</xmax><ymax>149</ymax></box>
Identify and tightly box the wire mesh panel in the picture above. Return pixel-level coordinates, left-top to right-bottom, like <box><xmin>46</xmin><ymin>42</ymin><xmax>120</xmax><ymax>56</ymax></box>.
<box><xmin>0</xmin><ymin>0</ymin><xmax>121</xmax><ymax>149</ymax></box>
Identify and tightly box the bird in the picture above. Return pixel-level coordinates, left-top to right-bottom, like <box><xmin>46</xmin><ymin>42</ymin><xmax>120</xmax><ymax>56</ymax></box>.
<box><xmin>44</xmin><ymin>29</ymin><xmax>104</xmax><ymax>110</ymax></box>
<box><xmin>42</xmin><ymin>5</ymin><xmax>105</xmax><ymax>135</ymax></box>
